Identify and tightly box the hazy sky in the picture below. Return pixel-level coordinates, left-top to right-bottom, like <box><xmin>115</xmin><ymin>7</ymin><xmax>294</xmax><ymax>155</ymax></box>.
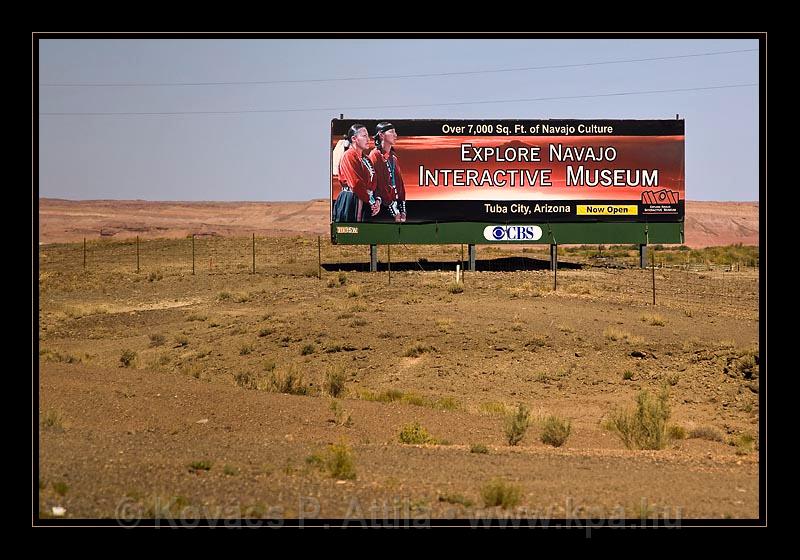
<box><xmin>37</xmin><ymin>37</ymin><xmax>760</xmax><ymax>202</ymax></box>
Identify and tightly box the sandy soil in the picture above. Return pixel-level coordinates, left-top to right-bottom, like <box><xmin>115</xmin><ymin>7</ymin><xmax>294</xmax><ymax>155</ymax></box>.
<box><xmin>37</xmin><ymin>238</ymin><xmax>760</xmax><ymax>521</ymax></box>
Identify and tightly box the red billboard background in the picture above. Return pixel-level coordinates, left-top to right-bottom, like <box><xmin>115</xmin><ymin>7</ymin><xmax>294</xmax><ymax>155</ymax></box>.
<box><xmin>330</xmin><ymin>120</ymin><xmax>684</xmax><ymax>223</ymax></box>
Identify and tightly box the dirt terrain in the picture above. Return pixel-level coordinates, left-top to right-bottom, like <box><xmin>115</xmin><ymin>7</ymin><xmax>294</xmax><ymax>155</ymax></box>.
<box><xmin>37</xmin><ymin>236</ymin><xmax>760</xmax><ymax>522</ymax></box>
<box><xmin>38</xmin><ymin>199</ymin><xmax>759</xmax><ymax>248</ymax></box>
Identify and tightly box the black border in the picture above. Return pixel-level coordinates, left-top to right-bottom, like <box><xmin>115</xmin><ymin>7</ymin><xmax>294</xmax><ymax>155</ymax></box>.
<box><xmin>33</xmin><ymin>31</ymin><xmax>766</xmax><ymax>530</ymax></box>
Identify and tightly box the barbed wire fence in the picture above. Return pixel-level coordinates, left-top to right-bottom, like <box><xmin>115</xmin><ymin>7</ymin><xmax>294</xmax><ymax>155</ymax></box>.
<box><xmin>38</xmin><ymin>236</ymin><xmax>759</xmax><ymax>315</ymax></box>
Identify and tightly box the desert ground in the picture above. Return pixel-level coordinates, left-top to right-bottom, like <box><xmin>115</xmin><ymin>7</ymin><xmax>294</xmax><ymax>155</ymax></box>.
<box><xmin>37</xmin><ymin>214</ymin><xmax>760</xmax><ymax>523</ymax></box>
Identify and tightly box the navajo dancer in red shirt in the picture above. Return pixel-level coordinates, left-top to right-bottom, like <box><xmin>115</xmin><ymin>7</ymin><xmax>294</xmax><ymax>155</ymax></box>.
<box><xmin>333</xmin><ymin>124</ymin><xmax>380</xmax><ymax>223</ymax></box>
<box><xmin>369</xmin><ymin>122</ymin><xmax>407</xmax><ymax>223</ymax></box>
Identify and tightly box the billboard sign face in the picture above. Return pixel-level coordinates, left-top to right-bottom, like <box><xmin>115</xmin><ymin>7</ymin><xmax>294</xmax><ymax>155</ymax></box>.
<box><xmin>331</xmin><ymin>120</ymin><xmax>684</xmax><ymax>225</ymax></box>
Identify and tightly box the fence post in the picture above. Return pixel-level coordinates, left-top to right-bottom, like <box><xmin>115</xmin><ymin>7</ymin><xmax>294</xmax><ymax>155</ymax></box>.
<box><xmin>318</xmin><ymin>235</ymin><xmax>322</xmax><ymax>280</ymax></box>
<box><xmin>722</xmin><ymin>271</ymin><xmax>725</xmax><ymax>300</ymax></box>
<box><xmin>136</xmin><ymin>235</ymin><xmax>140</xmax><ymax>274</ymax></box>
<box><xmin>553</xmin><ymin>244</ymin><xmax>558</xmax><ymax>291</ymax></box>
<box><xmin>192</xmin><ymin>234</ymin><xmax>195</xmax><ymax>275</ymax></box>
<box><xmin>83</xmin><ymin>237</ymin><xmax>86</xmax><ymax>270</ymax></box>
<box><xmin>388</xmin><ymin>244</ymin><xmax>391</xmax><ymax>285</ymax></box>
<box><xmin>651</xmin><ymin>249</ymin><xmax>656</xmax><ymax>306</ymax></box>
<box><xmin>252</xmin><ymin>233</ymin><xmax>256</xmax><ymax>274</ymax></box>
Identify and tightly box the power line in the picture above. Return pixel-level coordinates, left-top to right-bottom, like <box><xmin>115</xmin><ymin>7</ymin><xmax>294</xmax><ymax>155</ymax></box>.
<box><xmin>39</xmin><ymin>48</ymin><xmax>758</xmax><ymax>87</ymax></box>
<box><xmin>39</xmin><ymin>83</ymin><xmax>759</xmax><ymax>116</ymax></box>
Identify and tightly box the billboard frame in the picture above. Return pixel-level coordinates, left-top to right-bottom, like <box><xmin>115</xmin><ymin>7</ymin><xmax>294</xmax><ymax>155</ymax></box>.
<box><xmin>329</xmin><ymin>118</ymin><xmax>685</xmax><ymax>248</ymax></box>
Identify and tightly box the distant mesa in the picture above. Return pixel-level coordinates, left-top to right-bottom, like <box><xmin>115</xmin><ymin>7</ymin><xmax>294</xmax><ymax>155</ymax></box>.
<box><xmin>38</xmin><ymin>198</ymin><xmax>757</xmax><ymax>247</ymax></box>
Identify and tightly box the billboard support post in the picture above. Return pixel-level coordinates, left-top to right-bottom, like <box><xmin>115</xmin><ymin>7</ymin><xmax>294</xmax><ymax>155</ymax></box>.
<box><xmin>640</xmin><ymin>244</ymin><xmax>648</xmax><ymax>269</ymax></box>
<box><xmin>468</xmin><ymin>244</ymin><xmax>476</xmax><ymax>272</ymax></box>
<box><xmin>370</xmin><ymin>244</ymin><xmax>378</xmax><ymax>272</ymax></box>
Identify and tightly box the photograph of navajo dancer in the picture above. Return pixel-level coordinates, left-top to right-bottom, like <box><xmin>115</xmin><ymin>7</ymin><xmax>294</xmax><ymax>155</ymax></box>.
<box><xmin>369</xmin><ymin>121</ymin><xmax>407</xmax><ymax>223</ymax></box>
<box><xmin>332</xmin><ymin>124</ymin><xmax>381</xmax><ymax>223</ymax></box>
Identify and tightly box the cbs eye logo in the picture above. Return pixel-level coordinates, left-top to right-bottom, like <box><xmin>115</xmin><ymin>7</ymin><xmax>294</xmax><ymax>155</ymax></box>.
<box><xmin>483</xmin><ymin>225</ymin><xmax>544</xmax><ymax>242</ymax></box>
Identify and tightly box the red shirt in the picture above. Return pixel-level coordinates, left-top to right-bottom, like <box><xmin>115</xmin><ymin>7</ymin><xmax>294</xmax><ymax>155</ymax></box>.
<box><xmin>369</xmin><ymin>148</ymin><xmax>406</xmax><ymax>205</ymax></box>
<box><xmin>338</xmin><ymin>148</ymin><xmax>374</xmax><ymax>204</ymax></box>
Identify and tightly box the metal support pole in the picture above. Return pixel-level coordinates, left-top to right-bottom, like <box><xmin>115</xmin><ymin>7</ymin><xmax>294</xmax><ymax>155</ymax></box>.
<box><xmin>318</xmin><ymin>235</ymin><xmax>322</xmax><ymax>280</ymax></box>
<box><xmin>640</xmin><ymin>244</ymin><xmax>648</xmax><ymax>269</ymax></box>
<box><xmin>252</xmin><ymin>233</ymin><xmax>256</xmax><ymax>274</ymax></box>
<box><xmin>83</xmin><ymin>238</ymin><xmax>86</xmax><ymax>270</ymax></box>
<box><xmin>370</xmin><ymin>244</ymin><xmax>378</xmax><ymax>272</ymax></box>
<box><xmin>468</xmin><ymin>244</ymin><xmax>476</xmax><ymax>272</ymax></box>
<box><xmin>388</xmin><ymin>245</ymin><xmax>391</xmax><ymax>284</ymax></box>
<box><xmin>192</xmin><ymin>234</ymin><xmax>195</xmax><ymax>275</ymax></box>
<box><xmin>136</xmin><ymin>235</ymin><xmax>140</xmax><ymax>274</ymax></box>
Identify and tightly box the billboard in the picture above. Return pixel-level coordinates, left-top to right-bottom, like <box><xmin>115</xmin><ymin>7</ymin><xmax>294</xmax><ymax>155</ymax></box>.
<box><xmin>330</xmin><ymin>119</ymin><xmax>684</xmax><ymax>229</ymax></box>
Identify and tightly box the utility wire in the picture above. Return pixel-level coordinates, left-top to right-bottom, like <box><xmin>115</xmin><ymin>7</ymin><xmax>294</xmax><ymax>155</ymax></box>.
<box><xmin>39</xmin><ymin>83</ymin><xmax>759</xmax><ymax>116</ymax></box>
<box><xmin>39</xmin><ymin>48</ymin><xmax>758</xmax><ymax>87</ymax></box>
